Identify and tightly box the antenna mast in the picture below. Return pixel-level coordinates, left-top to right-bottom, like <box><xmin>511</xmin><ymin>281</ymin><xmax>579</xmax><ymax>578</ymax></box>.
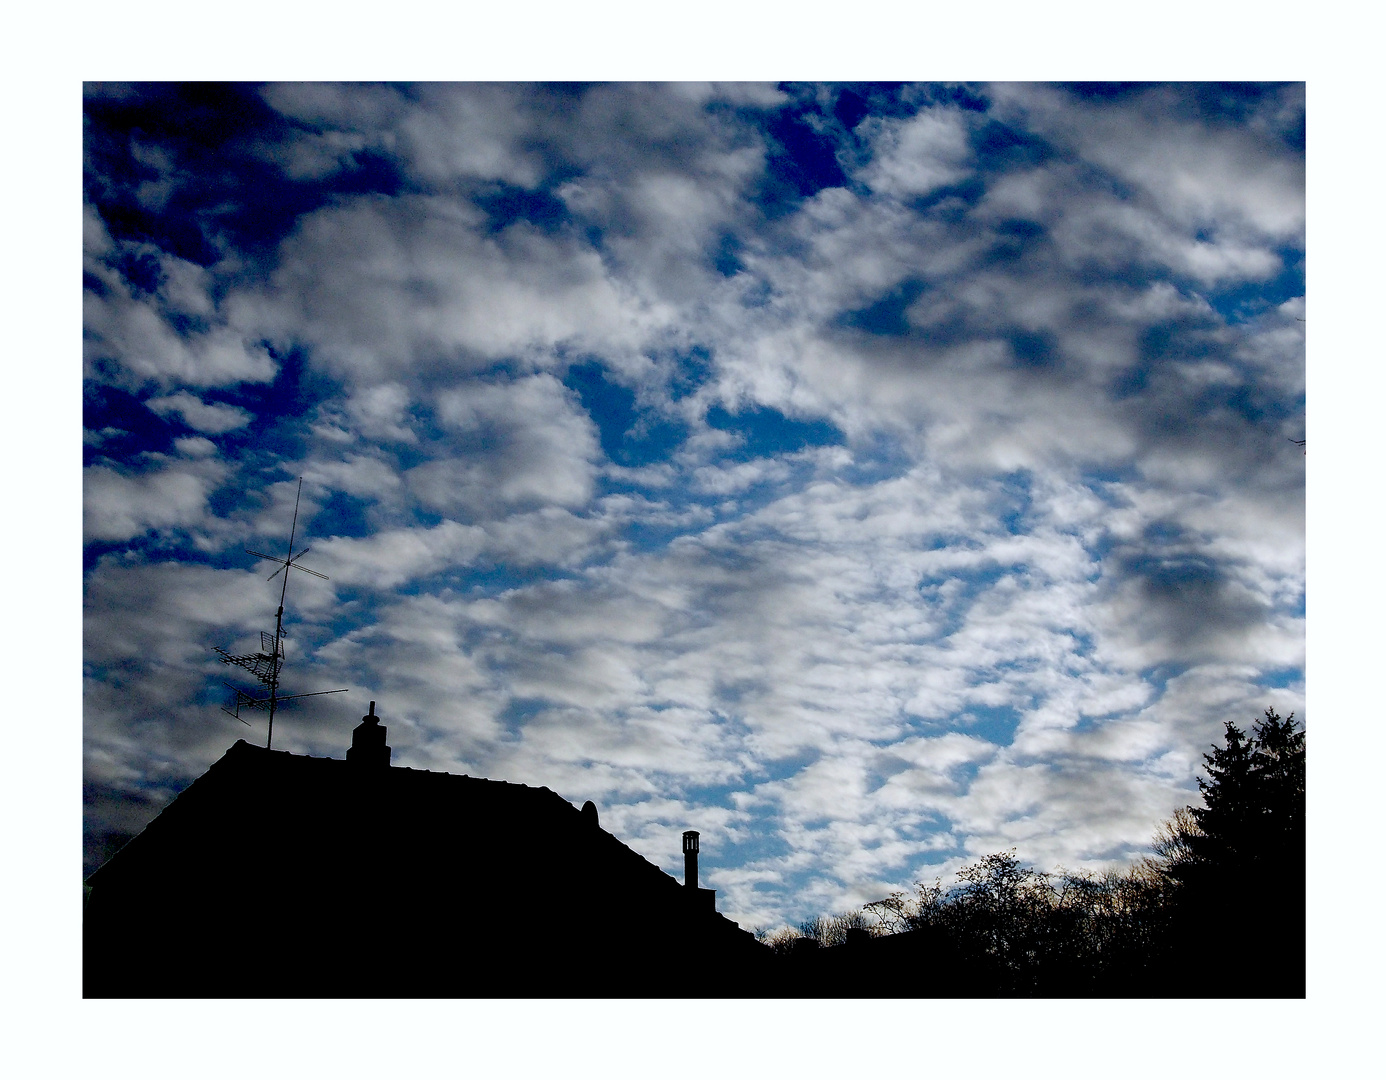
<box><xmin>215</xmin><ymin>477</ymin><xmax>347</xmax><ymax>748</ymax></box>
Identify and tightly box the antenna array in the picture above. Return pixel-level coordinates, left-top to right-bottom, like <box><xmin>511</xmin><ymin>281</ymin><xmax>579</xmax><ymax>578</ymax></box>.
<box><xmin>214</xmin><ymin>477</ymin><xmax>347</xmax><ymax>747</ymax></box>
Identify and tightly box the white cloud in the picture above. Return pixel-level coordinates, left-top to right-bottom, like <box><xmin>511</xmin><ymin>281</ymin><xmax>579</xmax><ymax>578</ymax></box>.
<box><xmin>300</xmin><ymin>453</ymin><xmax>406</xmax><ymax>502</ymax></box>
<box><xmin>857</xmin><ymin>106</ymin><xmax>974</xmax><ymax>197</ymax></box>
<box><xmin>84</xmin><ymin>460</ymin><xmax>224</xmax><ymax>542</ymax></box>
<box><xmin>146</xmin><ymin>391</ymin><xmax>252</xmax><ymax>434</ymax></box>
<box><xmin>480</xmin><ymin>507</ymin><xmax>613</xmax><ymax>568</ymax></box>
<box><xmin>408</xmin><ymin>374</ymin><xmax>601</xmax><ymax>514</ymax></box>
<box><xmin>395</xmin><ymin>84</ymin><xmax>552</xmax><ymax>188</ymax></box>
<box><xmin>83</xmin><ymin>208</ymin><xmax>277</xmax><ymax>391</ymax></box>
<box><xmin>691</xmin><ymin>457</ymin><xmax>791</xmax><ymax>495</ymax></box>
<box><xmin>244</xmin><ymin>196</ymin><xmax>660</xmax><ymax>382</ymax></box>
<box><xmin>1055</xmin><ymin>199</ymin><xmax>1282</xmax><ymax>284</ymax></box>
<box><xmin>173</xmin><ymin>436</ymin><xmax>218</xmax><ymax>457</ymax></box>
<box><xmin>314</xmin><ymin>520</ymin><xmax>486</xmax><ymax>590</ymax></box>
<box><xmin>988</xmin><ymin>83</ymin><xmax>1304</xmax><ymax>244</ymax></box>
<box><xmin>84</xmin><ymin>282</ymin><xmax>277</xmax><ymax>395</ymax></box>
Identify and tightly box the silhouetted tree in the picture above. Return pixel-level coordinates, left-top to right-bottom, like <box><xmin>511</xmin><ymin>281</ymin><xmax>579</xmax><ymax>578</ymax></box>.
<box><xmin>1148</xmin><ymin>805</ymin><xmax>1200</xmax><ymax>870</ymax></box>
<box><xmin>758</xmin><ymin>907</ymin><xmax>880</xmax><ymax>956</ymax></box>
<box><xmin>755</xmin><ymin>926</ymin><xmax>804</xmax><ymax>956</ymax></box>
<box><xmin>1250</xmin><ymin>708</ymin><xmax>1306</xmax><ymax>870</ymax></box>
<box><xmin>798</xmin><ymin>914</ymin><xmax>831</xmax><ymax>947</ymax></box>
<box><xmin>1169</xmin><ymin>709</ymin><xmax>1305</xmax><ymax>876</ymax></box>
<box><xmin>951</xmin><ymin>852</ymin><xmax>1054</xmax><ymax>984</ymax></box>
<box><xmin>1151</xmin><ymin>709</ymin><xmax>1305</xmax><ymax>996</ymax></box>
<box><xmin>1189</xmin><ymin>720</ymin><xmax>1260</xmax><ymax>869</ymax></box>
<box><xmin>863</xmin><ymin>891</ymin><xmax>913</xmax><ymax>935</ymax></box>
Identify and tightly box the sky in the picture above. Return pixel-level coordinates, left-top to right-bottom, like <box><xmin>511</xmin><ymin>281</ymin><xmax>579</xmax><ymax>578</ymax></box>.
<box><xmin>82</xmin><ymin>81</ymin><xmax>1305</xmax><ymax>934</ymax></box>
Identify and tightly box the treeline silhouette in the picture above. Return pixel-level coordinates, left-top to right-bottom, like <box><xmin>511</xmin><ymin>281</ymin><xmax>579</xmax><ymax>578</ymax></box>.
<box><xmin>758</xmin><ymin>709</ymin><xmax>1304</xmax><ymax>997</ymax></box>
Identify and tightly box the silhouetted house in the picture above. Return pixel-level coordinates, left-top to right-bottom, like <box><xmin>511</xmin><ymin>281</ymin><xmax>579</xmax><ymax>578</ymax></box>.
<box><xmin>85</xmin><ymin>704</ymin><xmax>768</xmax><ymax>997</ymax></box>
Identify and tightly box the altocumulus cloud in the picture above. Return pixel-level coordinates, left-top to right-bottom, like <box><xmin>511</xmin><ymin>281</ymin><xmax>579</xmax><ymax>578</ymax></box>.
<box><xmin>83</xmin><ymin>82</ymin><xmax>1304</xmax><ymax>931</ymax></box>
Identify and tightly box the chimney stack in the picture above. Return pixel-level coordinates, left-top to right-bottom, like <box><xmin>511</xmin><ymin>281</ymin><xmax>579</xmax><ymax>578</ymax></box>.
<box><xmin>347</xmin><ymin>701</ymin><xmax>391</xmax><ymax>767</ymax></box>
<box><xmin>682</xmin><ymin>830</ymin><xmax>699</xmax><ymax>889</ymax></box>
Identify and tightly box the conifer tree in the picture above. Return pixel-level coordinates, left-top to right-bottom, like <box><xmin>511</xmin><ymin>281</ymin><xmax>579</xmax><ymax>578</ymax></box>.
<box><xmin>1174</xmin><ymin>709</ymin><xmax>1304</xmax><ymax>880</ymax></box>
<box><xmin>1156</xmin><ymin>708</ymin><xmax>1305</xmax><ymax>996</ymax></box>
<box><xmin>1250</xmin><ymin>708</ymin><xmax>1306</xmax><ymax>866</ymax></box>
<box><xmin>1189</xmin><ymin>720</ymin><xmax>1260</xmax><ymax>870</ymax></box>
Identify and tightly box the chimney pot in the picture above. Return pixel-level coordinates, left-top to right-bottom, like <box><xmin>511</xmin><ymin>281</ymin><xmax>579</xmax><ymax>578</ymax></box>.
<box><xmin>682</xmin><ymin>830</ymin><xmax>699</xmax><ymax>888</ymax></box>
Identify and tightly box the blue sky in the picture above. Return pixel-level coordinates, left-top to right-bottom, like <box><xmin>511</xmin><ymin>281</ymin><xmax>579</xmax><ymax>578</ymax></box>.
<box><xmin>82</xmin><ymin>82</ymin><xmax>1304</xmax><ymax>932</ymax></box>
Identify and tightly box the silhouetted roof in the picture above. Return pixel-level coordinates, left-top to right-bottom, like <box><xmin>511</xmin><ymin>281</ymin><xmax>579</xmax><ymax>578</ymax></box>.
<box><xmin>86</xmin><ymin>740</ymin><xmax>765</xmax><ymax>997</ymax></box>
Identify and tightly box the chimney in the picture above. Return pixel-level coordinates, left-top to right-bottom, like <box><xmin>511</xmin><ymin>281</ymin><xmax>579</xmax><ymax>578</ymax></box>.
<box><xmin>347</xmin><ymin>701</ymin><xmax>391</xmax><ymax>767</ymax></box>
<box><xmin>682</xmin><ymin>830</ymin><xmax>699</xmax><ymax>889</ymax></box>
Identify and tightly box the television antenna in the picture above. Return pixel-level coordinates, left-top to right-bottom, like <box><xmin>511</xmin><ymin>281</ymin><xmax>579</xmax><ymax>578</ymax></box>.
<box><xmin>214</xmin><ymin>477</ymin><xmax>347</xmax><ymax>748</ymax></box>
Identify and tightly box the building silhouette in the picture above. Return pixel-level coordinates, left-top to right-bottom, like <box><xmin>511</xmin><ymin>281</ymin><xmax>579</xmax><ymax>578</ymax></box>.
<box><xmin>84</xmin><ymin>704</ymin><xmax>768</xmax><ymax>997</ymax></box>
